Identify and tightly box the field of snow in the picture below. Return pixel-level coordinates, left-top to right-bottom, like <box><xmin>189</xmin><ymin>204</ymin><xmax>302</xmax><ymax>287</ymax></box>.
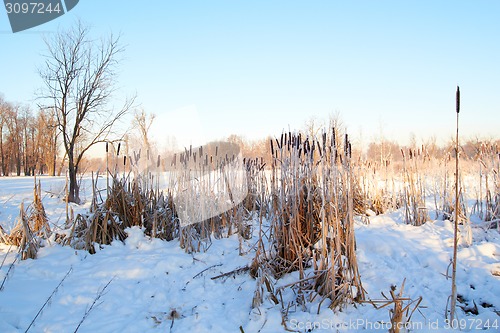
<box><xmin>0</xmin><ymin>176</ymin><xmax>499</xmax><ymax>332</ymax></box>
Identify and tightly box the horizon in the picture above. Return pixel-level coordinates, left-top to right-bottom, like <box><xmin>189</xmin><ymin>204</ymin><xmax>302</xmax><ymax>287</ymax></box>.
<box><xmin>1</xmin><ymin>1</ymin><xmax>499</xmax><ymax>156</ymax></box>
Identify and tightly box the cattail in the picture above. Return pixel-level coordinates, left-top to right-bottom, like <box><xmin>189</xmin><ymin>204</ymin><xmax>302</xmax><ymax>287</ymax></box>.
<box><xmin>344</xmin><ymin>134</ymin><xmax>349</xmax><ymax>155</ymax></box>
<box><xmin>270</xmin><ymin>139</ymin><xmax>274</xmax><ymax>156</ymax></box>
<box><xmin>117</xmin><ymin>143</ymin><xmax>121</xmax><ymax>156</ymax></box>
<box><xmin>450</xmin><ymin>85</ymin><xmax>461</xmax><ymax>322</ymax></box>
<box><xmin>123</xmin><ymin>156</ymin><xmax>126</xmax><ymax>166</ymax></box>
<box><xmin>106</xmin><ymin>142</ymin><xmax>109</xmax><ymax>153</ymax></box>
<box><xmin>322</xmin><ymin>132</ymin><xmax>327</xmax><ymax>154</ymax></box>
<box><xmin>157</xmin><ymin>155</ymin><xmax>160</xmax><ymax>168</ymax></box>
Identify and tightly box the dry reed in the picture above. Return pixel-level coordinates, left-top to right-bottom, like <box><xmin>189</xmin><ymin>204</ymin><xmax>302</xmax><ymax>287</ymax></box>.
<box><xmin>252</xmin><ymin>128</ymin><xmax>365</xmax><ymax>311</ymax></box>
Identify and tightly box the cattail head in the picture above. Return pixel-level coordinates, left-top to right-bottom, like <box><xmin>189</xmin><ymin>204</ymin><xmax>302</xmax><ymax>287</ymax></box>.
<box><xmin>456</xmin><ymin>86</ymin><xmax>460</xmax><ymax>114</ymax></box>
<box><xmin>117</xmin><ymin>143</ymin><xmax>121</xmax><ymax>156</ymax></box>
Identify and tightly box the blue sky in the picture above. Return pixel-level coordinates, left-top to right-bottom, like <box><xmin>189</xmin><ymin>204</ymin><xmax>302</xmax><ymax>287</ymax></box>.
<box><xmin>1</xmin><ymin>1</ymin><xmax>499</xmax><ymax>149</ymax></box>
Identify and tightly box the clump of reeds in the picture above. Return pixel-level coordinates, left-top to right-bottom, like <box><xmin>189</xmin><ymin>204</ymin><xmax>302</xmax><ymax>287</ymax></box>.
<box><xmin>169</xmin><ymin>141</ymin><xmax>250</xmax><ymax>253</ymax></box>
<box><xmin>357</xmin><ymin>159</ymin><xmax>399</xmax><ymax>216</ymax></box>
<box><xmin>7</xmin><ymin>203</ymin><xmax>39</xmax><ymax>260</ymax></box>
<box><xmin>30</xmin><ymin>179</ymin><xmax>51</xmax><ymax>238</ymax></box>
<box><xmin>70</xmin><ymin>170</ymin><xmax>179</xmax><ymax>253</ymax></box>
<box><xmin>2</xmin><ymin>180</ymin><xmax>52</xmax><ymax>259</ymax></box>
<box><xmin>253</xmin><ymin>128</ymin><xmax>365</xmax><ymax>311</ymax></box>
<box><xmin>69</xmin><ymin>141</ymin><xmax>252</xmax><ymax>254</ymax></box>
<box><xmin>474</xmin><ymin>142</ymin><xmax>500</xmax><ymax>223</ymax></box>
<box><xmin>69</xmin><ymin>173</ymin><xmax>126</xmax><ymax>252</ymax></box>
<box><xmin>400</xmin><ymin>148</ymin><xmax>429</xmax><ymax>226</ymax></box>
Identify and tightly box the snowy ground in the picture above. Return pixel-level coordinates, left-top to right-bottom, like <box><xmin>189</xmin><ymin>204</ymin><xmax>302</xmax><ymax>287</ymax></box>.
<box><xmin>0</xmin><ymin>176</ymin><xmax>499</xmax><ymax>332</ymax></box>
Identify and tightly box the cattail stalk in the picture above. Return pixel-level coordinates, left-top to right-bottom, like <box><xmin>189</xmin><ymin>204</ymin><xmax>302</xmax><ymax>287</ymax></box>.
<box><xmin>450</xmin><ymin>86</ymin><xmax>460</xmax><ymax>322</ymax></box>
<box><xmin>106</xmin><ymin>142</ymin><xmax>109</xmax><ymax>198</ymax></box>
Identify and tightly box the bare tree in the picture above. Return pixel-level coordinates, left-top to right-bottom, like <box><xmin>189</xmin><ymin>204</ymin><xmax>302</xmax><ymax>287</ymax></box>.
<box><xmin>38</xmin><ymin>21</ymin><xmax>134</xmax><ymax>203</ymax></box>
<box><xmin>0</xmin><ymin>96</ymin><xmax>9</xmax><ymax>176</ymax></box>
<box><xmin>37</xmin><ymin>108</ymin><xmax>59</xmax><ymax>176</ymax></box>
<box><xmin>6</xmin><ymin>104</ymin><xmax>22</xmax><ymax>176</ymax></box>
<box><xmin>132</xmin><ymin>109</ymin><xmax>155</xmax><ymax>154</ymax></box>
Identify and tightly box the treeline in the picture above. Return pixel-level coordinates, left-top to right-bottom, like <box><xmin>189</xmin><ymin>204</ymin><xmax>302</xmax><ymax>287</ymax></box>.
<box><xmin>0</xmin><ymin>96</ymin><xmax>59</xmax><ymax>176</ymax></box>
<box><xmin>1</xmin><ymin>93</ymin><xmax>498</xmax><ymax>176</ymax></box>
<box><xmin>364</xmin><ymin>138</ymin><xmax>500</xmax><ymax>166</ymax></box>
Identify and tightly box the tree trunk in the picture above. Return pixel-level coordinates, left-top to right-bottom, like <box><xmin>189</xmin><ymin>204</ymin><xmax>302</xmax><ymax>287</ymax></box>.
<box><xmin>67</xmin><ymin>154</ymin><xmax>80</xmax><ymax>204</ymax></box>
<box><xmin>24</xmin><ymin>128</ymin><xmax>29</xmax><ymax>176</ymax></box>
<box><xmin>51</xmin><ymin>135</ymin><xmax>57</xmax><ymax>176</ymax></box>
<box><xmin>16</xmin><ymin>148</ymin><xmax>21</xmax><ymax>176</ymax></box>
<box><xmin>0</xmin><ymin>131</ymin><xmax>5</xmax><ymax>176</ymax></box>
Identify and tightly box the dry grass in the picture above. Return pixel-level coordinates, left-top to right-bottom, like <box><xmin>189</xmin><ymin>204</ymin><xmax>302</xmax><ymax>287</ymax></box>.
<box><xmin>8</xmin><ymin>203</ymin><xmax>39</xmax><ymax>260</ymax></box>
<box><xmin>364</xmin><ymin>279</ymin><xmax>422</xmax><ymax>333</ymax></box>
<box><xmin>400</xmin><ymin>148</ymin><xmax>430</xmax><ymax>226</ymax></box>
<box><xmin>2</xmin><ymin>179</ymin><xmax>51</xmax><ymax>260</ymax></box>
<box><xmin>249</xmin><ymin>129</ymin><xmax>365</xmax><ymax>311</ymax></box>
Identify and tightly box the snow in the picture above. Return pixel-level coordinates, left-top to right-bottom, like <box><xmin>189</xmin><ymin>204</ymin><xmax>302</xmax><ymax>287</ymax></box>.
<box><xmin>0</xmin><ymin>176</ymin><xmax>499</xmax><ymax>332</ymax></box>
